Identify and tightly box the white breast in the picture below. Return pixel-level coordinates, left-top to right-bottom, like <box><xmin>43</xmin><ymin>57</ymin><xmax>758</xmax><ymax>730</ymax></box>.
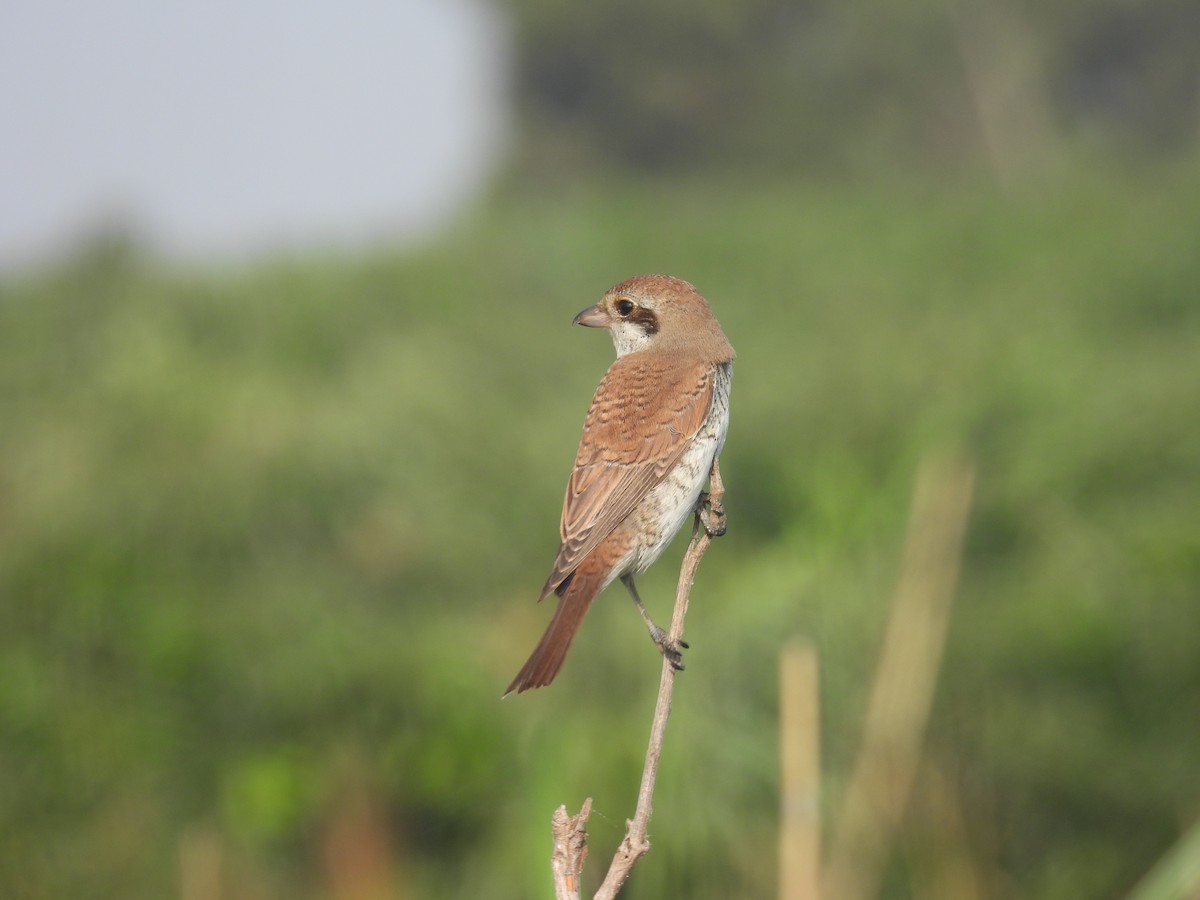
<box><xmin>626</xmin><ymin>360</ymin><xmax>732</xmax><ymax>575</ymax></box>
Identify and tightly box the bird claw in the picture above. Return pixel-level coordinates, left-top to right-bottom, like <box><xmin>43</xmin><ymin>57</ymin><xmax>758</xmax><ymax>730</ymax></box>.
<box><xmin>649</xmin><ymin>626</ymin><xmax>689</xmax><ymax>670</ymax></box>
<box><xmin>697</xmin><ymin>492</ymin><xmax>727</xmax><ymax>537</ymax></box>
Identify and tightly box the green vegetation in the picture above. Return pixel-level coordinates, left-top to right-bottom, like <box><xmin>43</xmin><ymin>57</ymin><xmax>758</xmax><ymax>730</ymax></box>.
<box><xmin>2</xmin><ymin>162</ymin><xmax>1199</xmax><ymax>898</ymax></box>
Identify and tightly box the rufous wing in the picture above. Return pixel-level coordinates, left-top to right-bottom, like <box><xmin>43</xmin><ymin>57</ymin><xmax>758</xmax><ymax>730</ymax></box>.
<box><xmin>539</xmin><ymin>356</ymin><xmax>715</xmax><ymax>599</ymax></box>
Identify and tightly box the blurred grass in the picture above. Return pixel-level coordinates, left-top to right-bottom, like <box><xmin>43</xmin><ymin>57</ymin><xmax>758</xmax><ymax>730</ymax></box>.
<box><xmin>1</xmin><ymin>161</ymin><xmax>1198</xmax><ymax>899</ymax></box>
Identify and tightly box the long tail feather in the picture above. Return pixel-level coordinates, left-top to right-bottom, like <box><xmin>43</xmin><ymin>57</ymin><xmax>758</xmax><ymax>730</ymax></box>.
<box><xmin>506</xmin><ymin>558</ymin><xmax>609</xmax><ymax>695</ymax></box>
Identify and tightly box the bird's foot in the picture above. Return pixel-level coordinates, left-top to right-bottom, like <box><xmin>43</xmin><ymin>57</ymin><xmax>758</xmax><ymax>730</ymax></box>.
<box><xmin>649</xmin><ymin>626</ymin><xmax>689</xmax><ymax>671</ymax></box>
<box><xmin>696</xmin><ymin>491</ymin><xmax>727</xmax><ymax>537</ymax></box>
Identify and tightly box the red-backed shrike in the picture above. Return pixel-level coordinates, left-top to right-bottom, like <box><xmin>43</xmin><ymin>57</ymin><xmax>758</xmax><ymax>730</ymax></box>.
<box><xmin>506</xmin><ymin>274</ymin><xmax>734</xmax><ymax>694</ymax></box>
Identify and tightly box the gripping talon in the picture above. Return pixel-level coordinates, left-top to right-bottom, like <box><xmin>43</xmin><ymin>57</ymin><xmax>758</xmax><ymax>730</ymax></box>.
<box><xmin>700</xmin><ymin>501</ymin><xmax>726</xmax><ymax>537</ymax></box>
<box><xmin>652</xmin><ymin>632</ymin><xmax>688</xmax><ymax>671</ymax></box>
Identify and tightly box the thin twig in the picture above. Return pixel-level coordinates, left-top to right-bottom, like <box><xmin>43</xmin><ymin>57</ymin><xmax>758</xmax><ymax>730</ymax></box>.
<box><xmin>592</xmin><ymin>456</ymin><xmax>727</xmax><ymax>900</ymax></box>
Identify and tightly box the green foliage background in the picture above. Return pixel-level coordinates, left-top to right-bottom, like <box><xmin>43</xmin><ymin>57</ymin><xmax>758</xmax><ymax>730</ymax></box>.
<box><xmin>4</xmin><ymin>166</ymin><xmax>1199</xmax><ymax>898</ymax></box>
<box><xmin>3</xmin><ymin>2</ymin><xmax>1200</xmax><ymax>897</ymax></box>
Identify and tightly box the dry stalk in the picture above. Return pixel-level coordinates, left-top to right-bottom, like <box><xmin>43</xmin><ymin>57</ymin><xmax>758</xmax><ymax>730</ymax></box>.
<box><xmin>822</xmin><ymin>455</ymin><xmax>975</xmax><ymax>900</ymax></box>
<box><xmin>779</xmin><ymin>640</ymin><xmax>821</xmax><ymax>900</ymax></box>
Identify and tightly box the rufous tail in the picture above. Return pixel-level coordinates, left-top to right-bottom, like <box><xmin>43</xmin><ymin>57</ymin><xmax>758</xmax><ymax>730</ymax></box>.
<box><xmin>505</xmin><ymin>568</ymin><xmax>601</xmax><ymax>695</ymax></box>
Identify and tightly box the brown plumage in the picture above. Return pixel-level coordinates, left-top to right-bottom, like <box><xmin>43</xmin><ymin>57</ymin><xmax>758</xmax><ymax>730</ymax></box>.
<box><xmin>506</xmin><ymin>275</ymin><xmax>734</xmax><ymax>695</ymax></box>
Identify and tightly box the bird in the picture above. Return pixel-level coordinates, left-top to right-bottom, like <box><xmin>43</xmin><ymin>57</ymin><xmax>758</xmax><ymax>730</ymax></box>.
<box><xmin>505</xmin><ymin>274</ymin><xmax>734</xmax><ymax>695</ymax></box>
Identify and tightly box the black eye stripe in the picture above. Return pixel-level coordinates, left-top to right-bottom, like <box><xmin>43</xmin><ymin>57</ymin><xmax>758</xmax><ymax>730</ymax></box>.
<box><xmin>629</xmin><ymin>307</ymin><xmax>659</xmax><ymax>335</ymax></box>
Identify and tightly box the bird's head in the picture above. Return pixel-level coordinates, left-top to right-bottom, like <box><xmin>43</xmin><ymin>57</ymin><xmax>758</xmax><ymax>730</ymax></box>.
<box><xmin>572</xmin><ymin>274</ymin><xmax>734</xmax><ymax>362</ymax></box>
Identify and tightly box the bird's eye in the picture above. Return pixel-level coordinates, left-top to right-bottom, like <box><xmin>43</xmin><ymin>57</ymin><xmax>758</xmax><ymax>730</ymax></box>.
<box><xmin>615</xmin><ymin>299</ymin><xmax>635</xmax><ymax>316</ymax></box>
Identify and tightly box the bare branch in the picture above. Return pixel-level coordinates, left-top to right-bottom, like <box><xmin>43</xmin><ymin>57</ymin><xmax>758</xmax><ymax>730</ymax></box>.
<box><xmin>593</xmin><ymin>456</ymin><xmax>727</xmax><ymax>899</ymax></box>
<box><xmin>551</xmin><ymin>798</ymin><xmax>593</xmax><ymax>900</ymax></box>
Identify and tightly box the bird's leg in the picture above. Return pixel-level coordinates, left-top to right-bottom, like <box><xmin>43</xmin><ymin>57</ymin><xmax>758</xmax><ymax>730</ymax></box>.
<box><xmin>697</xmin><ymin>455</ymin><xmax>727</xmax><ymax>537</ymax></box>
<box><xmin>620</xmin><ymin>574</ymin><xmax>688</xmax><ymax>670</ymax></box>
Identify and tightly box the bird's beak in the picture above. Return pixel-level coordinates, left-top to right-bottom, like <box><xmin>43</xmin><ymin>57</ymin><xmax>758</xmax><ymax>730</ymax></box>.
<box><xmin>572</xmin><ymin>303</ymin><xmax>610</xmax><ymax>328</ymax></box>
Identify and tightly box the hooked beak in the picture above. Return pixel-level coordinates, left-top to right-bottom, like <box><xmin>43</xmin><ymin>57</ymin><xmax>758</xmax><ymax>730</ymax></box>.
<box><xmin>572</xmin><ymin>303</ymin><xmax>610</xmax><ymax>328</ymax></box>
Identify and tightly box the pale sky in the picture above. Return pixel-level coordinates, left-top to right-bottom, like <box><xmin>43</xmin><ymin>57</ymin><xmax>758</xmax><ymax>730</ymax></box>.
<box><xmin>0</xmin><ymin>0</ymin><xmax>508</xmax><ymax>268</ymax></box>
